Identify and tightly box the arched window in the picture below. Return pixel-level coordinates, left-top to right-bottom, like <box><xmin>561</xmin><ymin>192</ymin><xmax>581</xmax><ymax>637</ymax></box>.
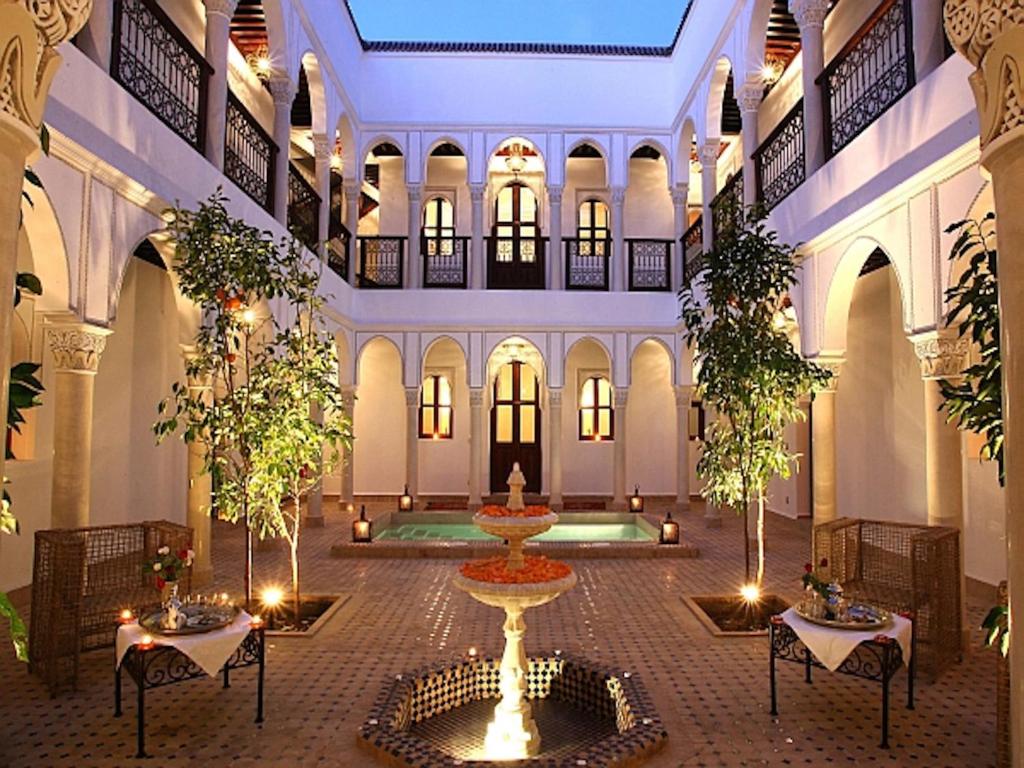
<box><xmin>422</xmin><ymin>196</ymin><xmax>455</xmax><ymax>258</ymax></box>
<box><xmin>419</xmin><ymin>374</ymin><xmax>453</xmax><ymax>439</ymax></box>
<box><xmin>576</xmin><ymin>199</ymin><xmax>610</xmax><ymax>257</ymax></box>
<box><xmin>579</xmin><ymin>376</ymin><xmax>613</xmax><ymax>440</ymax></box>
<box><xmin>493</xmin><ymin>182</ymin><xmax>538</xmax><ymax>263</ymax></box>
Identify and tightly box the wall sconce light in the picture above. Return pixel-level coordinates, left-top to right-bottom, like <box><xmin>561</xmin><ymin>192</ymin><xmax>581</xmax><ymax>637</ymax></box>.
<box><xmin>504</xmin><ymin>143</ymin><xmax>527</xmax><ymax>176</ymax></box>
<box><xmin>659</xmin><ymin>511</ymin><xmax>680</xmax><ymax>545</ymax></box>
<box><xmin>399</xmin><ymin>485</ymin><xmax>414</xmax><ymax>512</ymax></box>
<box><xmin>352</xmin><ymin>505</ymin><xmax>372</xmax><ymax>543</ymax></box>
<box><xmin>629</xmin><ymin>485</ymin><xmax>644</xmax><ymax>513</ymax></box>
<box><xmin>760</xmin><ymin>55</ymin><xmax>785</xmax><ymax>86</ymax></box>
<box><xmin>246</xmin><ymin>45</ymin><xmax>273</xmax><ymax>83</ymax></box>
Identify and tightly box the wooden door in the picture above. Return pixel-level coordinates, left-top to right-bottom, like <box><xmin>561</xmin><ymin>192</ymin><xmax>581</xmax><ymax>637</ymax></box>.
<box><xmin>490</xmin><ymin>361</ymin><xmax>542</xmax><ymax>493</ymax></box>
<box><xmin>488</xmin><ymin>183</ymin><xmax>545</xmax><ymax>289</ymax></box>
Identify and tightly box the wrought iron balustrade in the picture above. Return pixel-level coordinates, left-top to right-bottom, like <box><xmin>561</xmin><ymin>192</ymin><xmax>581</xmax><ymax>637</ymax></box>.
<box><xmin>422</xmin><ymin>236</ymin><xmax>468</xmax><ymax>288</ymax></box>
<box><xmin>754</xmin><ymin>100</ymin><xmax>805</xmax><ymax>211</ymax></box>
<box><xmin>111</xmin><ymin>0</ymin><xmax>211</xmax><ymax>153</ymax></box>
<box><xmin>327</xmin><ymin>184</ymin><xmax>350</xmax><ymax>282</ymax></box>
<box><xmin>627</xmin><ymin>239</ymin><xmax>673</xmax><ymax>292</ymax></box>
<box><xmin>225</xmin><ymin>91</ymin><xmax>276</xmax><ymax>213</ymax></box>
<box><xmin>358</xmin><ymin>236</ymin><xmax>406</xmax><ymax>288</ymax></box>
<box><xmin>485</xmin><ymin>237</ymin><xmax>547</xmax><ymax>290</ymax></box>
<box><xmin>288</xmin><ymin>164</ymin><xmax>320</xmax><ymax>253</ymax></box>
<box><xmin>711</xmin><ymin>172</ymin><xmax>744</xmax><ymax>242</ymax></box>
<box><xmin>682</xmin><ymin>216</ymin><xmax>704</xmax><ymax>288</ymax></box>
<box><xmin>565</xmin><ymin>238</ymin><xmax>610</xmax><ymax>291</ymax></box>
<box><xmin>818</xmin><ymin>0</ymin><xmax>915</xmax><ymax>159</ymax></box>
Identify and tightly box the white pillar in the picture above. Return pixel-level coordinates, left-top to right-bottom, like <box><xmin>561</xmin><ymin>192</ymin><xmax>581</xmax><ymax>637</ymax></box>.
<box><xmin>548</xmin><ymin>185</ymin><xmax>564</xmax><ymax>291</ymax></box>
<box><xmin>202</xmin><ymin>0</ymin><xmax>238</xmax><ymax>170</ymax></box>
<box><xmin>79</xmin><ymin>0</ymin><xmax>114</xmax><ymax>71</ymax></box>
<box><xmin>610</xmin><ymin>187</ymin><xmax>626</xmax><ymax>292</ymax></box>
<box><xmin>469</xmin><ymin>183</ymin><xmax>486</xmax><ymax>290</ymax></box>
<box><xmin>469</xmin><ymin>388</ymin><xmax>484</xmax><ymax>509</ymax></box>
<box><xmin>699</xmin><ymin>141</ymin><xmax>718</xmax><ymax>253</ymax></box>
<box><xmin>269</xmin><ymin>75</ymin><xmax>295</xmax><ymax>224</ymax></box>
<box><xmin>911</xmin><ymin>0</ymin><xmax>946</xmax><ymax>82</ymax></box>
<box><xmin>405</xmin><ymin>387</ymin><xmax>419</xmax><ymax>506</ymax></box>
<box><xmin>613</xmin><ymin>387</ymin><xmax>628</xmax><ymax>508</ymax></box>
<box><xmin>407</xmin><ymin>184</ymin><xmax>423</xmax><ymax>288</ymax></box>
<box><xmin>548</xmin><ymin>389</ymin><xmax>563</xmax><ymax>511</ymax></box>
<box><xmin>47</xmin><ymin>323</ymin><xmax>111</xmax><ymax>529</ymax></box>
<box><xmin>672</xmin><ymin>185</ymin><xmax>689</xmax><ymax>291</ymax></box>
<box><xmin>344</xmin><ymin>183</ymin><xmax>359</xmax><ymax>283</ymax></box>
<box><xmin>340</xmin><ymin>385</ymin><xmax>356</xmax><ymax>505</ymax></box>
<box><xmin>182</xmin><ymin>346</ymin><xmax>213</xmax><ymax>585</ymax></box>
<box><xmin>313</xmin><ymin>134</ymin><xmax>332</xmax><ymax>258</ymax></box>
<box><xmin>790</xmin><ymin>0</ymin><xmax>830</xmax><ymax>174</ymax></box>
<box><xmin>675</xmin><ymin>385</ymin><xmax>692</xmax><ymax>513</ymax></box>
<box><xmin>811</xmin><ymin>360</ymin><xmax>842</xmax><ymax>525</ymax></box>
<box><xmin>738</xmin><ymin>81</ymin><xmax>762</xmax><ymax>209</ymax></box>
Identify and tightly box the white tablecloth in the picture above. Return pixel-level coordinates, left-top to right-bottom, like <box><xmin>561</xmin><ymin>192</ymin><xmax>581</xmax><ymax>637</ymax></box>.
<box><xmin>116</xmin><ymin>611</ymin><xmax>255</xmax><ymax>677</ymax></box>
<box><xmin>780</xmin><ymin>607</ymin><xmax>912</xmax><ymax>672</ymax></box>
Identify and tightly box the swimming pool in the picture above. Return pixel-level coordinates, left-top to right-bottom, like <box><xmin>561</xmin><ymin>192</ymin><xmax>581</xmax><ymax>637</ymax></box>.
<box><xmin>374</xmin><ymin>521</ymin><xmax>655</xmax><ymax>543</ymax></box>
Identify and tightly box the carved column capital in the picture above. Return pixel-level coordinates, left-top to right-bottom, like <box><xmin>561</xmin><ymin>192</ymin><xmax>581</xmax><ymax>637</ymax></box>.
<box><xmin>671</xmin><ymin>186</ymin><xmax>689</xmax><ymax>207</ymax></box>
<box><xmin>312</xmin><ymin>134</ymin><xmax>331</xmax><ymax>162</ymax></box>
<box><xmin>469</xmin><ymin>183</ymin><xmax>487</xmax><ymax>202</ymax></box>
<box><xmin>343</xmin><ymin>182</ymin><xmax>360</xmax><ymax>198</ymax></box>
<box><xmin>944</xmin><ymin>0</ymin><xmax>1024</xmax><ymax>151</ymax></box>
<box><xmin>610</xmin><ymin>187</ymin><xmax>627</xmax><ymax>207</ymax></box>
<box><xmin>404</xmin><ymin>387</ymin><xmax>419</xmax><ymax>407</ymax></box>
<box><xmin>203</xmin><ymin>0</ymin><xmax>239</xmax><ymax>19</ymax></box>
<box><xmin>268</xmin><ymin>74</ymin><xmax>296</xmax><ymax>106</ymax></box>
<box><xmin>469</xmin><ymin>387</ymin><xmax>484</xmax><ymax>407</ymax></box>
<box><xmin>48</xmin><ymin>322</ymin><xmax>111</xmax><ymax>373</ymax></box>
<box><xmin>407</xmin><ymin>184</ymin><xmax>424</xmax><ymax>204</ymax></box>
<box><xmin>789</xmin><ymin>0</ymin><xmax>831</xmax><ymax>30</ymax></box>
<box><xmin>911</xmin><ymin>330</ymin><xmax>970</xmax><ymax>380</ymax></box>
<box><xmin>808</xmin><ymin>356</ymin><xmax>844</xmax><ymax>392</ymax></box>
<box><xmin>674</xmin><ymin>384</ymin><xmax>694</xmax><ymax>407</ymax></box>
<box><xmin>548</xmin><ymin>388</ymin><xmax>563</xmax><ymax>407</ymax></box>
<box><xmin>341</xmin><ymin>384</ymin><xmax>357</xmax><ymax>408</ymax></box>
<box><xmin>737</xmin><ymin>81</ymin><xmax>764</xmax><ymax>114</ymax></box>
<box><xmin>547</xmin><ymin>185</ymin><xmax>564</xmax><ymax>205</ymax></box>
<box><xmin>613</xmin><ymin>387</ymin><xmax>629</xmax><ymax>408</ymax></box>
<box><xmin>699</xmin><ymin>141</ymin><xmax>719</xmax><ymax>169</ymax></box>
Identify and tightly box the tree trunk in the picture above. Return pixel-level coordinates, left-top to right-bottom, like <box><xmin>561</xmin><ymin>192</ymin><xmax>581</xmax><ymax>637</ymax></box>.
<box><xmin>242</xmin><ymin>493</ymin><xmax>253</xmax><ymax>610</ymax></box>
<box><xmin>756</xmin><ymin>493</ymin><xmax>766</xmax><ymax>588</ymax></box>
<box><xmin>291</xmin><ymin>497</ymin><xmax>301</xmax><ymax>624</ymax></box>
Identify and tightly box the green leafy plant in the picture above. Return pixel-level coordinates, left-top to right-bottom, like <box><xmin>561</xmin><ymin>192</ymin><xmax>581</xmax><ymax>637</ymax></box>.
<box><xmin>155</xmin><ymin>191</ymin><xmax>352</xmax><ymax>611</ymax></box>
<box><xmin>983</xmin><ymin>604</ymin><xmax>1009</xmax><ymax>658</ymax></box>
<box><xmin>680</xmin><ymin>204</ymin><xmax>830</xmax><ymax>587</ymax></box>
<box><xmin>939</xmin><ymin>213</ymin><xmax>1003</xmax><ymax>485</ymax></box>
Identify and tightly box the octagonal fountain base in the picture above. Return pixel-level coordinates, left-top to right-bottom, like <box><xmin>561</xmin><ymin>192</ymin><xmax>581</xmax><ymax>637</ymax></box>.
<box><xmin>357</xmin><ymin>654</ymin><xmax>667</xmax><ymax>767</ymax></box>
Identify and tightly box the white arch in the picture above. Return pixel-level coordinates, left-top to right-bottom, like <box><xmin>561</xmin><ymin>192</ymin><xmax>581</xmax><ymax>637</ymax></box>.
<box><xmin>19</xmin><ymin>177</ymin><xmax>72</xmax><ymax>315</ymax></box>
<box><xmin>564</xmin><ymin>137</ymin><xmax>609</xmax><ymax>186</ymax></box>
<box><xmin>673</xmin><ymin>117</ymin><xmax>698</xmax><ymax>187</ymax></box>
<box><xmin>704</xmin><ymin>56</ymin><xmax>733</xmax><ymax>144</ymax></box>
<box><xmin>423</xmin><ymin>136</ymin><xmax>470</xmax><ymax>182</ymax></box>
<box><xmin>628</xmin><ymin>336</ymin><xmax>676</xmax><ymax>386</ymax></box>
<box><xmin>744</xmin><ymin>0</ymin><xmax>774</xmax><ymax>79</ymax></box>
<box><xmin>361</xmin><ymin>133</ymin><xmax>407</xmax><ymax>162</ymax></box>
<box><xmin>299</xmin><ymin>51</ymin><xmax>328</xmax><ymax>135</ymax></box>
<box><xmin>487</xmin><ymin>135</ymin><xmax>547</xmax><ymax>173</ymax></box>
<box><xmin>484</xmin><ymin>335</ymin><xmax>547</xmax><ymax>383</ymax></box>
<box><xmin>355</xmin><ymin>334</ymin><xmax>404</xmax><ymax>386</ymax></box>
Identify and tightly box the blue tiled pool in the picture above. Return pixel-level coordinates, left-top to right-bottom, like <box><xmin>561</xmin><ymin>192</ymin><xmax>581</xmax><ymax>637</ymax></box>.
<box><xmin>374</xmin><ymin>522</ymin><xmax>655</xmax><ymax>542</ymax></box>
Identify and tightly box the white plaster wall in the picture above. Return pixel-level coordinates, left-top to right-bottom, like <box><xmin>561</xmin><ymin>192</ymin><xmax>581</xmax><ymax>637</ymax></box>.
<box><xmin>418</xmin><ymin>340</ymin><xmax>471</xmax><ymax>495</ymax></box>
<box><xmin>425</xmin><ymin>156</ymin><xmax>470</xmax><ymax>234</ymax></box>
<box><xmin>353</xmin><ymin>339</ymin><xmax>406</xmax><ymax>493</ymax></box>
<box><xmin>376</xmin><ymin>156</ymin><xmax>408</xmax><ymax>237</ymax></box>
<box><xmin>564</xmin><ymin>158</ymin><xmax>606</xmax><ymax>235</ymax></box>
<box><xmin>963</xmin><ymin>449</ymin><xmax>1006</xmax><ymax>585</ymax></box>
<box><xmin>625</xmin><ymin>158</ymin><xmax>673</xmax><ymax>238</ymax></box>
<box><xmin>562</xmin><ymin>341</ymin><xmax>613</xmax><ymax>495</ymax></box>
<box><xmin>626</xmin><ymin>341</ymin><xmax>676</xmax><ymax>494</ymax></box>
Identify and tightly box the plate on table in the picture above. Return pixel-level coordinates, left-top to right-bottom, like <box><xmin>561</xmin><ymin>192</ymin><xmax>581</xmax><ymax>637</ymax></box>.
<box><xmin>140</xmin><ymin>604</ymin><xmax>240</xmax><ymax>636</ymax></box>
<box><xmin>794</xmin><ymin>601</ymin><xmax>892</xmax><ymax>631</ymax></box>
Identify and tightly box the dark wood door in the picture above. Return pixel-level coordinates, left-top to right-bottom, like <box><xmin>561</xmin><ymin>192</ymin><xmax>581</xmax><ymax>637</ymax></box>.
<box><xmin>488</xmin><ymin>182</ymin><xmax>545</xmax><ymax>289</ymax></box>
<box><xmin>490</xmin><ymin>361</ymin><xmax>542</xmax><ymax>493</ymax></box>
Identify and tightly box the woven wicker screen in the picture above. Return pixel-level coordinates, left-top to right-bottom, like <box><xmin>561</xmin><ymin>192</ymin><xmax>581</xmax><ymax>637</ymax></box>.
<box><xmin>29</xmin><ymin>521</ymin><xmax>193</xmax><ymax>696</ymax></box>
<box><xmin>813</xmin><ymin>517</ymin><xmax>961</xmax><ymax>681</ymax></box>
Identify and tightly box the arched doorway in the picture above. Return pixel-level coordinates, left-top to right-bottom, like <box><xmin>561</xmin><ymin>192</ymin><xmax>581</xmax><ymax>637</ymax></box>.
<box><xmin>490</xmin><ymin>360</ymin><xmax>541</xmax><ymax>492</ymax></box>
<box><xmin>490</xmin><ymin>181</ymin><xmax>543</xmax><ymax>289</ymax></box>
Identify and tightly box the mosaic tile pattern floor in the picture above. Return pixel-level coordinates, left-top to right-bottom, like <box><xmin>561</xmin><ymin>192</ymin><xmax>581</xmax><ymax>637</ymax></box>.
<box><xmin>0</xmin><ymin>502</ymin><xmax>998</xmax><ymax>767</ymax></box>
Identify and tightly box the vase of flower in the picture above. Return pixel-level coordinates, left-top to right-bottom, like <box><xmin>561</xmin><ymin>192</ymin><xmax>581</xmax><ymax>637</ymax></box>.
<box><xmin>143</xmin><ymin>544</ymin><xmax>195</xmax><ymax>631</ymax></box>
<box><xmin>161</xmin><ymin>582</ymin><xmax>185</xmax><ymax>630</ymax></box>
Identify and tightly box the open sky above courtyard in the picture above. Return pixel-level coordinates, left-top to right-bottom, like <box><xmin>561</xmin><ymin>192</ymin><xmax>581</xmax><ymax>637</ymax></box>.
<box><xmin>346</xmin><ymin>0</ymin><xmax>694</xmax><ymax>45</ymax></box>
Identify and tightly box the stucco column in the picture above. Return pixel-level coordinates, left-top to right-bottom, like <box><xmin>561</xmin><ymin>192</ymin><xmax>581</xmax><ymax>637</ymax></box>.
<box><xmin>313</xmin><ymin>134</ymin><xmax>332</xmax><ymax>258</ymax></box>
<box><xmin>181</xmin><ymin>347</ymin><xmax>213</xmax><ymax>585</ymax></box>
<box><xmin>344</xmin><ymin>183</ymin><xmax>359</xmax><ymax>283</ymax></box>
<box><xmin>548</xmin><ymin>185</ymin><xmax>564</xmax><ymax>291</ymax></box>
<box><xmin>78</xmin><ymin>0</ymin><xmax>112</xmax><ymax>71</ymax></box>
<box><xmin>612</xmin><ymin>388</ymin><xmax>628</xmax><ymax>508</ymax></box>
<box><xmin>944</xmin><ymin>10</ymin><xmax>1024</xmax><ymax>752</ymax></box>
<box><xmin>469</xmin><ymin>183</ymin><xmax>486</xmax><ymax>290</ymax></box>
<box><xmin>738</xmin><ymin>81</ymin><xmax>762</xmax><ymax>208</ymax></box>
<box><xmin>47</xmin><ymin>323</ymin><xmax>111</xmax><ymax>529</ymax></box>
<box><xmin>269</xmin><ymin>74</ymin><xmax>295</xmax><ymax>224</ymax></box>
<box><xmin>810</xmin><ymin>359</ymin><xmax>843</xmax><ymax>526</ymax></box>
<box><xmin>548</xmin><ymin>389</ymin><xmax>563</xmax><ymax>511</ymax></box>
<box><xmin>675</xmin><ymin>385</ymin><xmax>692</xmax><ymax>513</ymax></box>
<box><xmin>912</xmin><ymin>0</ymin><xmax>946</xmax><ymax>81</ymax></box>
<box><xmin>610</xmin><ymin>187</ymin><xmax>626</xmax><ymax>292</ymax></box>
<box><xmin>790</xmin><ymin>0</ymin><xmax>830</xmax><ymax>174</ymax></box>
<box><xmin>469</xmin><ymin>388</ymin><xmax>484</xmax><ymax>509</ymax></box>
<box><xmin>1</xmin><ymin>0</ymin><xmax>93</xmax><ymax>524</ymax></box>
<box><xmin>912</xmin><ymin>330</ymin><xmax>969</xmax><ymax>648</ymax></box>
<box><xmin>202</xmin><ymin>0</ymin><xmax>238</xmax><ymax>170</ymax></box>
<box><xmin>340</xmin><ymin>385</ymin><xmax>356</xmax><ymax>505</ymax></box>
<box><xmin>672</xmin><ymin>185</ymin><xmax>689</xmax><ymax>291</ymax></box>
<box><xmin>407</xmin><ymin>184</ymin><xmax>423</xmax><ymax>288</ymax></box>
<box><xmin>699</xmin><ymin>142</ymin><xmax>718</xmax><ymax>253</ymax></box>
<box><xmin>405</xmin><ymin>387</ymin><xmax>419</xmax><ymax>507</ymax></box>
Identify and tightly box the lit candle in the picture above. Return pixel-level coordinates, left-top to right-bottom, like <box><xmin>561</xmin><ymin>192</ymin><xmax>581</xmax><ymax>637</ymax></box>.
<box><xmin>118</xmin><ymin>609</ymin><xmax>135</xmax><ymax>625</ymax></box>
<box><xmin>250</xmin><ymin>614</ymin><xmax>264</xmax><ymax>629</ymax></box>
<box><xmin>137</xmin><ymin>634</ymin><xmax>155</xmax><ymax>650</ymax></box>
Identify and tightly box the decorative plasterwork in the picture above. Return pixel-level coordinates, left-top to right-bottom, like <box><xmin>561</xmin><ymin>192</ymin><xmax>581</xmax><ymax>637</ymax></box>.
<box><xmin>911</xmin><ymin>331</ymin><xmax>970</xmax><ymax>380</ymax></box>
<box><xmin>548</xmin><ymin>388</ymin><xmax>563</xmax><ymax>407</ymax></box>
<box><xmin>613</xmin><ymin>387</ymin><xmax>629</xmax><ymax>408</ymax></box>
<box><xmin>469</xmin><ymin>388</ymin><xmax>484</xmax><ymax>407</ymax></box>
<box><xmin>203</xmin><ymin>0</ymin><xmax>239</xmax><ymax>19</ymax></box>
<box><xmin>808</xmin><ymin>356</ymin><xmax>844</xmax><ymax>392</ymax></box>
<box><xmin>699</xmin><ymin>142</ymin><xmax>719</xmax><ymax>168</ymax></box>
<box><xmin>790</xmin><ymin>0</ymin><xmax>830</xmax><ymax>30</ymax></box>
<box><xmin>268</xmin><ymin>74</ymin><xmax>295</xmax><ymax>106</ymax></box>
<box><xmin>547</xmin><ymin>185</ymin><xmax>564</xmax><ymax>205</ymax></box>
<box><xmin>737</xmin><ymin>82</ymin><xmax>764</xmax><ymax>115</ymax></box>
<box><xmin>48</xmin><ymin>323</ymin><xmax>111</xmax><ymax>373</ymax></box>
<box><xmin>671</xmin><ymin>187</ymin><xmax>689</xmax><ymax>207</ymax></box>
<box><xmin>674</xmin><ymin>384</ymin><xmax>693</xmax><ymax>407</ymax></box>
<box><xmin>404</xmin><ymin>387</ymin><xmax>419</xmax><ymax>407</ymax></box>
<box><xmin>0</xmin><ymin>0</ymin><xmax>92</xmax><ymax>138</ymax></box>
<box><xmin>944</xmin><ymin>1</ymin><xmax>1024</xmax><ymax>150</ymax></box>
<box><xmin>468</xmin><ymin>183</ymin><xmax>486</xmax><ymax>202</ymax></box>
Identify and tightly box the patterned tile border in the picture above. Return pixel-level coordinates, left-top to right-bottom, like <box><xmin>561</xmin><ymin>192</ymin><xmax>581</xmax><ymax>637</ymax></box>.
<box><xmin>357</xmin><ymin>654</ymin><xmax>668</xmax><ymax>767</ymax></box>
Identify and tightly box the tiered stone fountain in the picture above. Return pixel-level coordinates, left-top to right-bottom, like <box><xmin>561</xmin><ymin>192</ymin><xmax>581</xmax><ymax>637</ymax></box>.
<box><xmin>452</xmin><ymin>463</ymin><xmax>577</xmax><ymax>760</ymax></box>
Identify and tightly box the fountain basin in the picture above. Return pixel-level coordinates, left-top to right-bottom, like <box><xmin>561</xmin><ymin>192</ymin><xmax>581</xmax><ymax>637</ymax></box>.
<box><xmin>473</xmin><ymin>509</ymin><xmax>560</xmax><ymax>571</ymax></box>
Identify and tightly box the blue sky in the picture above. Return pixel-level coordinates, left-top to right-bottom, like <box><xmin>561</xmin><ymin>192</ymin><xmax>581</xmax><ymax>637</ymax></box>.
<box><xmin>346</xmin><ymin>0</ymin><xmax>694</xmax><ymax>46</ymax></box>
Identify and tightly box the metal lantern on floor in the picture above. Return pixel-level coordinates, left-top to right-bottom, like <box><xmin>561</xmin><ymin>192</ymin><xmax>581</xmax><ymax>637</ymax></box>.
<box><xmin>659</xmin><ymin>511</ymin><xmax>679</xmax><ymax>545</ymax></box>
<box><xmin>352</xmin><ymin>505</ymin><xmax>372</xmax><ymax>543</ymax></box>
<box><xmin>629</xmin><ymin>485</ymin><xmax>644</xmax><ymax>513</ymax></box>
<box><xmin>399</xmin><ymin>485</ymin><xmax>414</xmax><ymax>512</ymax></box>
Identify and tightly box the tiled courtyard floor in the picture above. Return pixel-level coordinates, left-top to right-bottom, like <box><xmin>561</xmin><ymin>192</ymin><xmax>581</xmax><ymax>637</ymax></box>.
<box><xmin>1</xmin><ymin>503</ymin><xmax>998</xmax><ymax>767</ymax></box>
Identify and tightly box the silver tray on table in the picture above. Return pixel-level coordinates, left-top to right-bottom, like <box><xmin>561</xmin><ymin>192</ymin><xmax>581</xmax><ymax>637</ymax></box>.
<box><xmin>794</xmin><ymin>601</ymin><xmax>892</xmax><ymax>631</ymax></box>
<box><xmin>139</xmin><ymin>604</ymin><xmax>240</xmax><ymax>636</ymax></box>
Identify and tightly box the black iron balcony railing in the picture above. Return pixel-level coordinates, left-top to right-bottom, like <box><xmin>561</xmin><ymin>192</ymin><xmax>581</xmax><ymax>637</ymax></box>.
<box><xmin>358</xmin><ymin>236</ymin><xmax>406</xmax><ymax>288</ymax></box>
<box><xmin>682</xmin><ymin>216</ymin><xmax>704</xmax><ymax>288</ymax></box>
<box><xmin>327</xmin><ymin>185</ymin><xmax>350</xmax><ymax>282</ymax></box>
<box><xmin>565</xmin><ymin>238</ymin><xmax>610</xmax><ymax>291</ymax></box>
<box><xmin>486</xmin><ymin>236</ymin><xmax>547</xmax><ymax>290</ymax></box>
<box><xmin>819</xmin><ymin>0</ymin><xmax>915</xmax><ymax>159</ymax></box>
<box><xmin>111</xmin><ymin>0</ymin><xmax>211</xmax><ymax>153</ymax></box>
<box><xmin>711</xmin><ymin>172</ymin><xmax>744</xmax><ymax>242</ymax></box>
<box><xmin>287</xmin><ymin>164</ymin><xmax>320</xmax><ymax>253</ymax></box>
<box><xmin>627</xmin><ymin>239</ymin><xmax>673</xmax><ymax>292</ymax></box>
<box><xmin>754</xmin><ymin>99</ymin><xmax>805</xmax><ymax>211</ymax></box>
<box><xmin>422</xmin><ymin>235</ymin><xmax>469</xmax><ymax>288</ymax></box>
<box><xmin>225</xmin><ymin>91</ymin><xmax>276</xmax><ymax>213</ymax></box>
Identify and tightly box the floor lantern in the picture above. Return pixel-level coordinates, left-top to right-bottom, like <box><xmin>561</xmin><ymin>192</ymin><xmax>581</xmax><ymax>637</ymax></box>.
<box><xmin>629</xmin><ymin>485</ymin><xmax>644</xmax><ymax>513</ymax></box>
<box><xmin>659</xmin><ymin>511</ymin><xmax>679</xmax><ymax>545</ymax></box>
<box><xmin>352</xmin><ymin>505</ymin><xmax>372</xmax><ymax>543</ymax></box>
<box><xmin>399</xmin><ymin>485</ymin><xmax>414</xmax><ymax>512</ymax></box>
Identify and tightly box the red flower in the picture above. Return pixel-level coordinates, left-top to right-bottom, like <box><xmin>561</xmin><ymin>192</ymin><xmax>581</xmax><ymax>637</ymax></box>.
<box><xmin>804</xmin><ymin>563</ymin><xmax>813</xmax><ymax>574</ymax></box>
<box><xmin>155</xmin><ymin>576</ymin><xmax>166</xmax><ymax>590</ymax></box>
<box><xmin>177</xmin><ymin>549</ymin><xmax>189</xmax><ymax>561</ymax></box>
<box><xmin>215</xmin><ymin>288</ymin><xmax>227</xmax><ymax>303</ymax></box>
<box><xmin>819</xmin><ymin>557</ymin><xmax>828</xmax><ymax>568</ymax></box>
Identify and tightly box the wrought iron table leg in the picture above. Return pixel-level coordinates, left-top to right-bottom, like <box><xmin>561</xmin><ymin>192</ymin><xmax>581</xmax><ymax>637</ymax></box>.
<box><xmin>880</xmin><ymin>646</ymin><xmax>891</xmax><ymax>750</ymax></box>
<box><xmin>136</xmin><ymin>657</ymin><xmax>147</xmax><ymax>759</ymax></box>
<box><xmin>223</xmin><ymin>664</ymin><xmax>230</xmax><ymax>689</ymax></box>
<box><xmin>907</xmin><ymin>628</ymin><xmax>915</xmax><ymax>710</ymax></box>
<box><xmin>114</xmin><ymin>661</ymin><xmax>122</xmax><ymax>717</ymax></box>
<box><xmin>769</xmin><ymin>627</ymin><xmax>778</xmax><ymax>716</ymax></box>
<box><xmin>256</xmin><ymin>629</ymin><xmax>265</xmax><ymax>724</ymax></box>
<box><xmin>804</xmin><ymin>648</ymin><xmax>812</xmax><ymax>684</ymax></box>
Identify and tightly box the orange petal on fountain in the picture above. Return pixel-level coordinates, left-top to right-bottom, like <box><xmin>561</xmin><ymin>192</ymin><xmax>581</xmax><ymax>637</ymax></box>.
<box><xmin>478</xmin><ymin>504</ymin><xmax>553</xmax><ymax>518</ymax></box>
<box><xmin>459</xmin><ymin>556</ymin><xmax>573</xmax><ymax>584</ymax></box>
